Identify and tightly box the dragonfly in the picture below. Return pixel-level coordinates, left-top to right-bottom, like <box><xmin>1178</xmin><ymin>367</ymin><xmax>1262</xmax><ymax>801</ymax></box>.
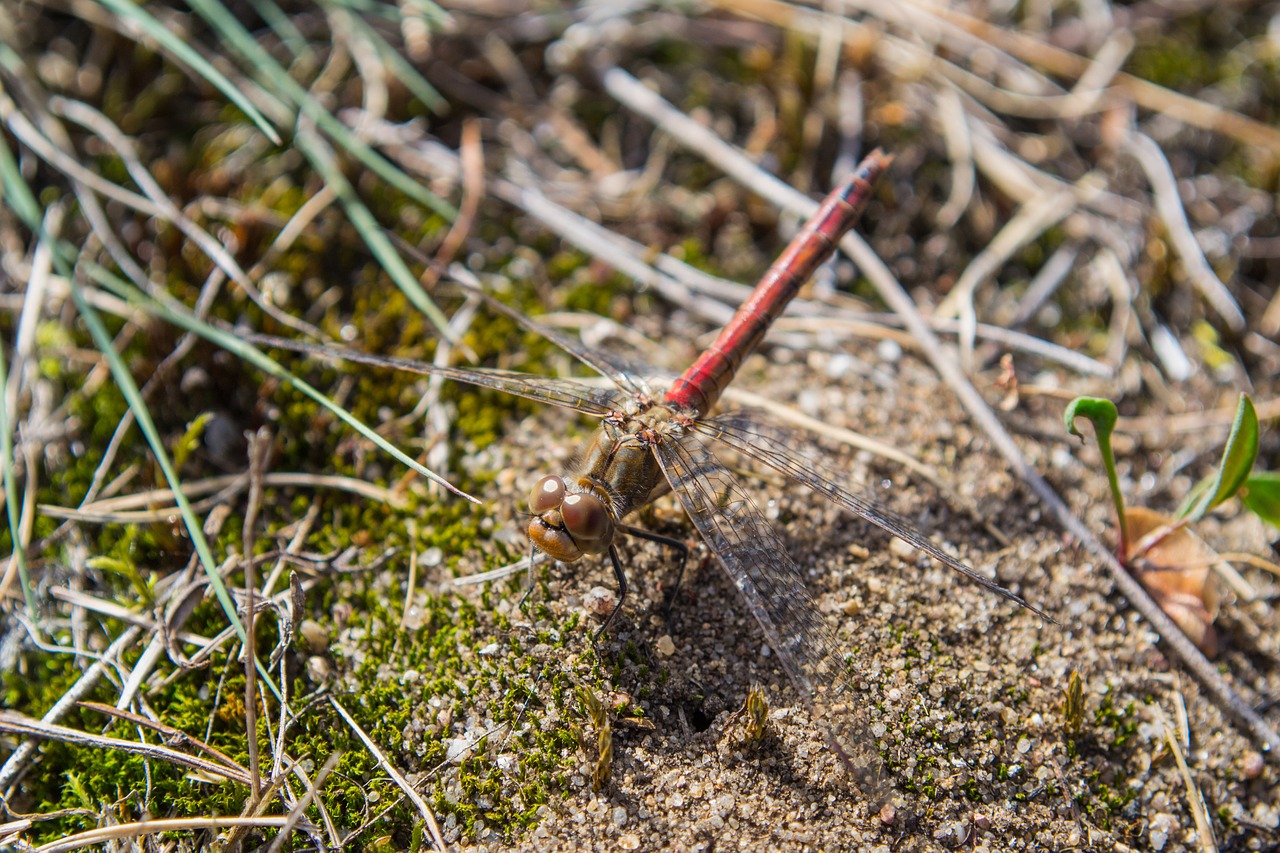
<box><xmin>256</xmin><ymin>149</ymin><xmax>1041</xmax><ymax>793</ymax></box>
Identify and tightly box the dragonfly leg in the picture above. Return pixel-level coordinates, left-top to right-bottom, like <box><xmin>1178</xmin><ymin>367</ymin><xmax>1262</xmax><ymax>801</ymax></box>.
<box><xmin>517</xmin><ymin>542</ymin><xmax>539</xmax><ymax>613</ymax></box>
<box><xmin>594</xmin><ymin>544</ymin><xmax>630</xmax><ymax>642</ymax></box>
<box><xmin>618</xmin><ymin>524</ymin><xmax>690</xmax><ymax>624</ymax></box>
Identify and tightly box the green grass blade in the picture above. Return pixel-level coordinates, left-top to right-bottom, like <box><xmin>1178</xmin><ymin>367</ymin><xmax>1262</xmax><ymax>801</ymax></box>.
<box><xmin>0</xmin><ymin>137</ymin><xmax>49</xmax><ymax>623</ymax></box>
<box><xmin>0</xmin><ymin>344</ymin><xmax>37</xmax><ymax>623</ymax></box>
<box><xmin>1184</xmin><ymin>393</ymin><xmax>1258</xmax><ymax>521</ymax></box>
<box><xmin>5</xmin><ymin>131</ymin><xmax>282</xmax><ymax>697</ymax></box>
<box><xmin>343</xmin><ymin>11</ymin><xmax>446</xmax><ymax>112</ymax></box>
<box><xmin>84</xmin><ymin>264</ymin><xmax>482</xmax><ymax>505</ymax></box>
<box><xmin>94</xmin><ymin>0</ymin><xmax>283</xmax><ymax>144</ymax></box>
<box><xmin>243</xmin><ymin>0</ymin><xmax>313</xmax><ymax>62</ymax></box>
<box><xmin>181</xmin><ymin>0</ymin><xmax>458</xmax><ymax>221</ymax></box>
<box><xmin>66</xmin><ymin>280</ymin><xmax>282</xmax><ymax>702</ymax></box>
<box><xmin>0</xmin><ymin>118</ymin><xmax>43</xmax><ymax>231</ymax></box>
<box><xmin>295</xmin><ymin>130</ymin><xmax>455</xmax><ymax>342</ymax></box>
<box><xmin>1065</xmin><ymin>396</ymin><xmax>1128</xmax><ymax>555</ymax></box>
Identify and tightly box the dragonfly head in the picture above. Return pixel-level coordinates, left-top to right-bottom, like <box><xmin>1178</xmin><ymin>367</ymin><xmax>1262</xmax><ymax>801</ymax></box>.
<box><xmin>527</xmin><ymin>475</ymin><xmax>614</xmax><ymax>561</ymax></box>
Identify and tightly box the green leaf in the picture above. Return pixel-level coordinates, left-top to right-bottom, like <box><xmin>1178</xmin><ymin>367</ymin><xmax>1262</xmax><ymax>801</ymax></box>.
<box><xmin>1183</xmin><ymin>394</ymin><xmax>1258</xmax><ymax>521</ymax></box>
<box><xmin>1064</xmin><ymin>397</ymin><xmax>1118</xmax><ymax>441</ymax></box>
<box><xmin>1175</xmin><ymin>474</ymin><xmax>1213</xmax><ymax>519</ymax></box>
<box><xmin>1241</xmin><ymin>471</ymin><xmax>1280</xmax><ymax>527</ymax></box>
<box><xmin>1065</xmin><ymin>397</ymin><xmax>1127</xmax><ymax>554</ymax></box>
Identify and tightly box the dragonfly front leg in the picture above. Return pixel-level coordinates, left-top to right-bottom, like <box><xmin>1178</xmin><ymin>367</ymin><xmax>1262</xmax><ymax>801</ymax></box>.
<box><xmin>597</xmin><ymin>544</ymin><xmax>629</xmax><ymax>642</ymax></box>
<box><xmin>518</xmin><ymin>542</ymin><xmax>539</xmax><ymax>612</ymax></box>
<box><xmin>618</xmin><ymin>524</ymin><xmax>691</xmax><ymax>624</ymax></box>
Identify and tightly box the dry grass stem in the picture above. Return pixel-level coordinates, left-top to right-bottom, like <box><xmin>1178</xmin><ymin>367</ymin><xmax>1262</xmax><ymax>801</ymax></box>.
<box><xmin>329</xmin><ymin>697</ymin><xmax>450</xmax><ymax>853</ymax></box>
<box><xmin>0</xmin><ymin>710</ymin><xmax>253</xmax><ymax>786</ymax></box>
<box><xmin>31</xmin><ymin>817</ymin><xmax>294</xmax><ymax>853</ymax></box>
<box><xmin>5</xmin><ymin>0</ymin><xmax>1278</xmax><ymax>847</ymax></box>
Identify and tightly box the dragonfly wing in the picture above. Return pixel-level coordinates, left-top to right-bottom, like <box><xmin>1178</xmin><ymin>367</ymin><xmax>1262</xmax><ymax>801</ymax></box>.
<box><xmin>652</xmin><ymin>430</ymin><xmax>887</xmax><ymax>796</ymax></box>
<box><xmin>442</xmin><ymin>278</ymin><xmax>654</xmax><ymax>398</ymax></box>
<box><xmin>696</xmin><ymin>411</ymin><xmax>1048</xmax><ymax>619</ymax></box>
<box><xmin>252</xmin><ymin>334</ymin><xmax>625</xmax><ymax>416</ymax></box>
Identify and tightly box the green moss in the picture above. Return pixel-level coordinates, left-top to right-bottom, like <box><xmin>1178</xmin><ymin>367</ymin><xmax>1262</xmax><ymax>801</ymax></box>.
<box><xmin>1093</xmin><ymin>692</ymin><xmax>1138</xmax><ymax>750</ymax></box>
<box><xmin>1127</xmin><ymin>34</ymin><xmax>1221</xmax><ymax>93</ymax></box>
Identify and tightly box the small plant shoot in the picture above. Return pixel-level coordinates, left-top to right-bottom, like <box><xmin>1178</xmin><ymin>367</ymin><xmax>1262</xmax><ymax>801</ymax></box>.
<box><xmin>1065</xmin><ymin>392</ymin><xmax>1278</xmax><ymax>655</ymax></box>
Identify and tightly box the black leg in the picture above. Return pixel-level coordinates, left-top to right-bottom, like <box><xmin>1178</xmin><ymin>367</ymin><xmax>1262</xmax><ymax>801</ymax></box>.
<box><xmin>617</xmin><ymin>523</ymin><xmax>690</xmax><ymax>623</ymax></box>
<box><xmin>518</xmin><ymin>542</ymin><xmax>539</xmax><ymax>613</ymax></box>
<box><xmin>594</xmin><ymin>544</ymin><xmax>629</xmax><ymax>643</ymax></box>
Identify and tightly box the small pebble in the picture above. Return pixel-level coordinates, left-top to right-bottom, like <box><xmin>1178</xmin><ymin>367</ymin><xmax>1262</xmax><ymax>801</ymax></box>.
<box><xmin>932</xmin><ymin>821</ymin><xmax>960</xmax><ymax>843</ymax></box>
<box><xmin>879</xmin><ymin>804</ymin><xmax>896</xmax><ymax>825</ymax></box>
<box><xmin>299</xmin><ymin>619</ymin><xmax>328</xmax><ymax>654</ymax></box>
<box><xmin>656</xmin><ymin>635</ymin><xmax>676</xmax><ymax>657</ymax></box>
<box><xmin>876</xmin><ymin>339</ymin><xmax>903</xmax><ymax>363</ymax></box>
<box><xmin>889</xmin><ymin>537</ymin><xmax>917</xmax><ymax>561</ymax></box>
<box><xmin>445</xmin><ymin>738</ymin><xmax>470</xmax><ymax>764</ymax></box>
<box><xmin>1242</xmin><ymin>751</ymin><xmax>1265</xmax><ymax>780</ymax></box>
<box><xmin>1148</xmin><ymin>812</ymin><xmax>1176</xmax><ymax>851</ymax></box>
<box><xmin>305</xmin><ymin>655</ymin><xmax>331</xmax><ymax>682</ymax></box>
<box><xmin>583</xmin><ymin>586</ymin><xmax>618</xmax><ymax>618</ymax></box>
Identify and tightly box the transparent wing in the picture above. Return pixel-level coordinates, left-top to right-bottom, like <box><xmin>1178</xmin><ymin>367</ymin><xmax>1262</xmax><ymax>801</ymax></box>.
<box><xmin>652</xmin><ymin>428</ymin><xmax>887</xmax><ymax>796</ymax></box>
<box><xmin>695</xmin><ymin>410</ymin><xmax>1049</xmax><ymax>619</ymax></box>
<box><xmin>252</xmin><ymin>334</ymin><xmax>627</xmax><ymax>416</ymax></box>
<box><xmin>444</xmin><ymin>279</ymin><xmax>654</xmax><ymax>398</ymax></box>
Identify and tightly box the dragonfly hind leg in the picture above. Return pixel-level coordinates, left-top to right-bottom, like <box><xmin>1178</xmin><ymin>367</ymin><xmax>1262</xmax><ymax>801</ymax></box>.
<box><xmin>618</xmin><ymin>524</ymin><xmax>690</xmax><ymax>625</ymax></box>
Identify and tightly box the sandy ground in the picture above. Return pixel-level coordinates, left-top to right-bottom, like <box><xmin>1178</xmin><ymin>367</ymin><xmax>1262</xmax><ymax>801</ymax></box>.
<box><xmin>402</xmin><ymin>328</ymin><xmax>1279</xmax><ymax>853</ymax></box>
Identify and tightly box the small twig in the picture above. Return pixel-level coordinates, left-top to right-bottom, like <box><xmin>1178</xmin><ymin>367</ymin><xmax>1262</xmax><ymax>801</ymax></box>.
<box><xmin>31</xmin><ymin>817</ymin><xmax>293</xmax><ymax>853</ymax></box>
<box><xmin>0</xmin><ymin>626</ymin><xmax>142</xmax><ymax>793</ymax></box>
<box><xmin>1116</xmin><ymin>396</ymin><xmax>1280</xmax><ymax>434</ymax></box>
<box><xmin>115</xmin><ymin>632</ymin><xmax>166</xmax><ymax>711</ymax></box>
<box><xmin>448</xmin><ymin>550</ymin><xmax>550</xmax><ymax>586</ymax></box>
<box><xmin>76</xmin><ymin>702</ymin><xmax>247</xmax><ymax>773</ymax></box>
<box><xmin>47</xmin><ymin>587</ymin><xmax>210</xmax><ymax>645</ymax></box>
<box><xmin>329</xmin><ymin>697</ymin><xmax>449</xmax><ymax>853</ymax></box>
<box><xmin>1007</xmin><ymin>244</ymin><xmax>1079</xmax><ymax>328</ymax></box>
<box><xmin>1088</xmin><ymin>249</ymin><xmax>1138</xmax><ymax>369</ymax></box>
<box><xmin>244</xmin><ymin>427</ymin><xmax>273</xmax><ymax>797</ymax></box>
<box><xmin>267</xmin><ymin>753</ymin><xmax>341</xmax><ymax>853</ymax></box>
<box><xmin>934</xmin><ymin>87</ymin><xmax>974</xmax><ymax>229</ymax></box>
<box><xmin>48</xmin><ymin>97</ymin><xmax>322</xmax><ymax>337</ymax></box>
<box><xmin>720</xmin><ymin>386</ymin><xmax>948</xmax><ymax>489</ymax></box>
<box><xmin>40</xmin><ymin>471</ymin><xmax>405</xmax><ymax>523</ymax></box>
<box><xmin>420</xmin><ymin>117</ymin><xmax>484</xmax><ymax>290</ymax></box>
<box><xmin>0</xmin><ymin>710</ymin><xmax>253</xmax><ymax>787</ymax></box>
<box><xmin>1121</xmin><ymin>132</ymin><xmax>1246</xmax><ymax>332</ymax></box>
<box><xmin>936</xmin><ymin>180</ymin><xmax>1082</xmax><ymax>363</ymax></box>
<box><xmin>1153</xmin><ymin>703</ymin><xmax>1217</xmax><ymax>853</ymax></box>
<box><xmin>907</xmin><ymin>0</ymin><xmax>1280</xmax><ymax>154</ymax></box>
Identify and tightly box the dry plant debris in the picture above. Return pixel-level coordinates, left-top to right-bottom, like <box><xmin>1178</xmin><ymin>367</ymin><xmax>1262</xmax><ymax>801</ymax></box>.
<box><xmin>0</xmin><ymin>0</ymin><xmax>1278</xmax><ymax>851</ymax></box>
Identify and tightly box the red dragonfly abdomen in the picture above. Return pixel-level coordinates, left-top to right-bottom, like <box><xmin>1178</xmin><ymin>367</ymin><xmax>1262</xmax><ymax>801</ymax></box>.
<box><xmin>663</xmin><ymin>149</ymin><xmax>892</xmax><ymax>416</ymax></box>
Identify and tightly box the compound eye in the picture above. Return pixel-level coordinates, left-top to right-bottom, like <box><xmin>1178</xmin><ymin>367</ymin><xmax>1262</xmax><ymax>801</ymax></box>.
<box><xmin>562</xmin><ymin>493</ymin><xmax>611</xmax><ymax>544</ymax></box>
<box><xmin>529</xmin><ymin>475</ymin><xmax>566</xmax><ymax>513</ymax></box>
